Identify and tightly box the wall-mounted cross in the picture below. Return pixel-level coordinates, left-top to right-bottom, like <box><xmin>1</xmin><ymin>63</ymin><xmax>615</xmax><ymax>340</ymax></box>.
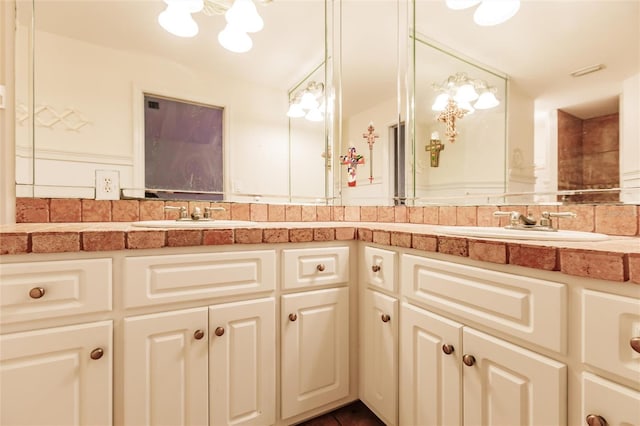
<box><xmin>426</xmin><ymin>138</ymin><xmax>445</xmax><ymax>167</ymax></box>
<box><xmin>362</xmin><ymin>122</ymin><xmax>379</xmax><ymax>183</ymax></box>
<box><xmin>437</xmin><ymin>99</ymin><xmax>467</xmax><ymax>143</ymax></box>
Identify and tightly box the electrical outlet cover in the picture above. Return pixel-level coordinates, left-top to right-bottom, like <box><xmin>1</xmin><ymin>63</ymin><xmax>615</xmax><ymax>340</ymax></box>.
<box><xmin>95</xmin><ymin>170</ymin><xmax>120</xmax><ymax>200</ymax></box>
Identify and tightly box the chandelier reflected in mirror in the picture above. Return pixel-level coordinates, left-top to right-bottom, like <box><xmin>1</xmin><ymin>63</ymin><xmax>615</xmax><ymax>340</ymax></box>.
<box><xmin>287</xmin><ymin>81</ymin><xmax>325</xmax><ymax>122</ymax></box>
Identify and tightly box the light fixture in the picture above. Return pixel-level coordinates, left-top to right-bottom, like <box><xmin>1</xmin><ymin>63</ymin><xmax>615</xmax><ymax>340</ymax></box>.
<box><xmin>158</xmin><ymin>0</ymin><xmax>204</xmax><ymax>38</ymax></box>
<box><xmin>287</xmin><ymin>81</ymin><xmax>325</xmax><ymax>122</ymax></box>
<box><xmin>474</xmin><ymin>88</ymin><xmax>500</xmax><ymax>109</ymax></box>
<box><xmin>218</xmin><ymin>23</ymin><xmax>253</xmax><ymax>53</ymax></box>
<box><xmin>446</xmin><ymin>0</ymin><xmax>520</xmax><ymax>26</ymax></box>
<box><xmin>225</xmin><ymin>0</ymin><xmax>264</xmax><ymax>33</ymax></box>
<box><xmin>570</xmin><ymin>64</ymin><xmax>605</xmax><ymax>78</ymax></box>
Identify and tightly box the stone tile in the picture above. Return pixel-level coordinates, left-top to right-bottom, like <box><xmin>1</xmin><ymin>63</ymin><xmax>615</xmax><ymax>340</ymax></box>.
<box><xmin>629</xmin><ymin>253</ymin><xmax>640</xmax><ymax>284</ymax></box>
<box><xmin>423</xmin><ymin>207</ymin><xmax>439</xmax><ymax>225</ymax></box>
<box><xmin>268</xmin><ymin>204</ymin><xmax>285</xmax><ymax>222</ymax></box>
<box><xmin>456</xmin><ymin>206</ymin><xmax>477</xmax><ymax>226</ymax></box>
<box><xmin>231</xmin><ymin>203</ymin><xmax>251</xmax><ymax>221</ymax></box>
<box><xmin>0</xmin><ymin>233</ymin><xmax>30</xmax><ymax>254</ymax></box>
<box><xmin>595</xmin><ymin>205</ymin><xmax>638</xmax><ymax>236</ymax></box>
<box><xmin>372</xmin><ymin>230</ymin><xmax>391</xmax><ymax>245</ymax></box>
<box><xmin>83</xmin><ymin>231</ymin><xmax>126</xmax><ymax>251</ymax></box>
<box><xmin>50</xmin><ymin>199</ymin><xmax>81</xmax><ymax>223</ymax></box>
<box><xmin>412</xmin><ymin>234</ymin><xmax>437</xmax><ymax>252</ymax></box>
<box><xmin>314</xmin><ymin>228</ymin><xmax>335</xmax><ymax>241</ymax></box>
<box><xmin>126</xmin><ymin>231</ymin><xmax>165</xmax><ymax>249</ymax></box>
<box><xmin>263</xmin><ymin>228</ymin><xmax>288</xmax><ymax>243</ymax></box>
<box><xmin>285</xmin><ymin>205</ymin><xmax>302</xmax><ymax>221</ymax></box>
<box><xmin>557</xmin><ymin>205</ymin><xmax>594</xmax><ymax>232</ymax></box>
<box><xmin>16</xmin><ymin>198</ymin><xmax>49</xmax><ymax>223</ymax></box>
<box><xmin>408</xmin><ymin>207</ymin><xmax>423</xmax><ymax>224</ymax></box>
<box><xmin>469</xmin><ymin>241</ymin><xmax>507</xmax><ymax>264</ymax></box>
<box><xmin>290</xmin><ymin>228</ymin><xmax>314</xmax><ymax>242</ymax></box>
<box><xmin>164</xmin><ymin>201</ymin><xmax>189</xmax><ymax>219</ymax></box>
<box><xmin>250</xmin><ymin>204</ymin><xmax>268</xmax><ymax>222</ymax></box>
<box><xmin>344</xmin><ymin>206</ymin><xmax>361</xmax><ymax>222</ymax></box>
<box><xmin>301</xmin><ymin>206</ymin><xmax>317</xmax><ymax>222</ymax></box>
<box><xmin>394</xmin><ymin>205</ymin><xmax>407</xmax><ymax>223</ymax></box>
<box><xmin>477</xmin><ymin>206</ymin><xmax>501</xmax><ymax>227</ymax></box>
<box><xmin>360</xmin><ymin>206</ymin><xmax>378</xmax><ymax>222</ymax></box>
<box><xmin>377</xmin><ymin>206</ymin><xmax>394</xmax><ymax>223</ymax></box>
<box><xmin>82</xmin><ymin>200</ymin><xmax>111</xmax><ymax>222</ymax></box>
<box><xmin>112</xmin><ymin>200</ymin><xmax>139</xmax><ymax>222</ymax></box>
<box><xmin>202</xmin><ymin>229</ymin><xmax>234</xmax><ymax>245</ymax></box>
<box><xmin>335</xmin><ymin>227</ymin><xmax>356</xmax><ymax>240</ymax></box>
<box><xmin>390</xmin><ymin>231</ymin><xmax>411</xmax><ymax>248</ymax></box>
<box><xmin>438</xmin><ymin>206</ymin><xmax>457</xmax><ymax>226</ymax></box>
<box><xmin>437</xmin><ymin>236</ymin><xmax>468</xmax><ymax>257</ymax></box>
<box><xmin>357</xmin><ymin>228</ymin><xmax>373</xmax><ymax>242</ymax></box>
<box><xmin>508</xmin><ymin>244</ymin><xmax>558</xmax><ymax>271</ymax></box>
<box><xmin>316</xmin><ymin>206</ymin><xmax>332</xmax><ymax>221</ymax></box>
<box><xmin>559</xmin><ymin>249</ymin><xmax>627</xmax><ymax>281</ymax></box>
<box><xmin>32</xmin><ymin>232</ymin><xmax>80</xmax><ymax>253</ymax></box>
<box><xmin>333</xmin><ymin>206</ymin><xmax>345</xmax><ymax>221</ymax></box>
<box><xmin>166</xmin><ymin>230</ymin><xmax>202</xmax><ymax>247</ymax></box>
<box><xmin>139</xmin><ymin>200</ymin><xmax>165</xmax><ymax>221</ymax></box>
<box><xmin>210</xmin><ymin>203</ymin><xmax>231</xmax><ymax>220</ymax></box>
<box><xmin>235</xmin><ymin>228</ymin><xmax>262</xmax><ymax>244</ymax></box>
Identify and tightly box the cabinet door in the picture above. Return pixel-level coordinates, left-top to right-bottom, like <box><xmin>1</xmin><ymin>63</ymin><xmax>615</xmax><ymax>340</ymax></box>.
<box><xmin>399</xmin><ymin>303</ymin><xmax>463</xmax><ymax>426</ymax></box>
<box><xmin>281</xmin><ymin>287</ymin><xmax>349</xmax><ymax>419</ymax></box>
<box><xmin>0</xmin><ymin>320</ymin><xmax>112</xmax><ymax>426</ymax></box>
<box><xmin>123</xmin><ymin>307</ymin><xmax>209</xmax><ymax>426</ymax></box>
<box><xmin>462</xmin><ymin>327</ymin><xmax>567</xmax><ymax>426</ymax></box>
<box><xmin>582</xmin><ymin>372</ymin><xmax>640</xmax><ymax>426</ymax></box>
<box><xmin>360</xmin><ymin>289</ymin><xmax>398</xmax><ymax>425</ymax></box>
<box><xmin>209</xmin><ymin>298</ymin><xmax>276</xmax><ymax>426</ymax></box>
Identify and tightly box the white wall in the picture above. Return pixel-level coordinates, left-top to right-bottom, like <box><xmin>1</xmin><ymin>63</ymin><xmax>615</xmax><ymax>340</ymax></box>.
<box><xmin>506</xmin><ymin>81</ymin><xmax>536</xmax><ymax>200</ymax></box>
<box><xmin>1</xmin><ymin>0</ymin><xmax>16</xmax><ymax>224</ymax></box>
<box><xmin>620</xmin><ymin>72</ymin><xmax>640</xmax><ymax>203</ymax></box>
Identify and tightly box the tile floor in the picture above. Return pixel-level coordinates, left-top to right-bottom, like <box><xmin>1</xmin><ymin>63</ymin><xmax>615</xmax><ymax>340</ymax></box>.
<box><xmin>296</xmin><ymin>400</ymin><xmax>385</xmax><ymax>426</ymax></box>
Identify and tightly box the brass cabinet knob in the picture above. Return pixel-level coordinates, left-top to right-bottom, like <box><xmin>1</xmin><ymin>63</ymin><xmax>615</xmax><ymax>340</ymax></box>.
<box><xmin>90</xmin><ymin>348</ymin><xmax>104</xmax><ymax>360</ymax></box>
<box><xmin>193</xmin><ymin>329</ymin><xmax>205</xmax><ymax>340</ymax></box>
<box><xmin>442</xmin><ymin>344</ymin><xmax>455</xmax><ymax>355</ymax></box>
<box><xmin>316</xmin><ymin>264</ymin><xmax>325</xmax><ymax>272</ymax></box>
<box><xmin>630</xmin><ymin>337</ymin><xmax>640</xmax><ymax>354</ymax></box>
<box><xmin>371</xmin><ymin>264</ymin><xmax>381</xmax><ymax>272</ymax></box>
<box><xmin>289</xmin><ymin>313</ymin><xmax>297</xmax><ymax>322</ymax></box>
<box><xmin>586</xmin><ymin>414</ymin><xmax>607</xmax><ymax>426</ymax></box>
<box><xmin>381</xmin><ymin>314</ymin><xmax>391</xmax><ymax>323</ymax></box>
<box><xmin>29</xmin><ymin>287</ymin><xmax>46</xmax><ymax>299</ymax></box>
<box><xmin>214</xmin><ymin>327</ymin><xmax>225</xmax><ymax>337</ymax></box>
<box><xmin>462</xmin><ymin>354</ymin><xmax>476</xmax><ymax>366</ymax></box>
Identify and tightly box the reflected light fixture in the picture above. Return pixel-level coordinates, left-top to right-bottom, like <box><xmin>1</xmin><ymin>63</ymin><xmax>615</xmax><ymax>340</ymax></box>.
<box><xmin>158</xmin><ymin>0</ymin><xmax>204</xmax><ymax>38</ymax></box>
<box><xmin>446</xmin><ymin>0</ymin><xmax>520</xmax><ymax>26</ymax></box>
<box><xmin>287</xmin><ymin>81</ymin><xmax>325</xmax><ymax>122</ymax></box>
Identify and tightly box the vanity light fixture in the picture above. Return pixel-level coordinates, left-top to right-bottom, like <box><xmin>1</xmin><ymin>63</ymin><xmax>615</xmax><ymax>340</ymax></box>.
<box><xmin>431</xmin><ymin>72</ymin><xmax>500</xmax><ymax>113</ymax></box>
<box><xmin>446</xmin><ymin>0</ymin><xmax>520</xmax><ymax>26</ymax></box>
<box><xmin>570</xmin><ymin>64</ymin><xmax>605</xmax><ymax>78</ymax></box>
<box><xmin>158</xmin><ymin>0</ymin><xmax>204</xmax><ymax>38</ymax></box>
<box><xmin>287</xmin><ymin>81</ymin><xmax>325</xmax><ymax>122</ymax></box>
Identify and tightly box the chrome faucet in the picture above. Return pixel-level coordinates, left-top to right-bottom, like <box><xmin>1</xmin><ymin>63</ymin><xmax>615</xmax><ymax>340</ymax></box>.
<box><xmin>493</xmin><ymin>211</ymin><xmax>537</xmax><ymax>228</ymax></box>
<box><xmin>204</xmin><ymin>206</ymin><xmax>226</xmax><ymax>219</ymax></box>
<box><xmin>163</xmin><ymin>205</ymin><xmax>226</xmax><ymax>221</ymax></box>
<box><xmin>538</xmin><ymin>211</ymin><xmax>577</xmax><ymax>230</ymax></box>
<box><xmin>164</xmin><ymin>205</ymin><xmax>188</xmax><ymax>220</ymax></box>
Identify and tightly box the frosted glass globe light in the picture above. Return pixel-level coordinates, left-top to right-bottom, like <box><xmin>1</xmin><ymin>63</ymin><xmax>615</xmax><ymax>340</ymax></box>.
<box><xmin>299</xmin><ymin>91</ymin><xmax>319</xmax><ymax>110</ymax></box>
<box><xmin>158</xmin><ymin>3</ymin><xmax>199</xmax><ymax>38</ymax></box>
<box><xmin>225</xmin><ymin>0</ymin><xmax>264</xmax><ymax>33</ymax></box>
<box><xmin>454</xmin><ymin>83</ymin><xmax>479</xmax><ymax>103</ymax></box>
<box><xmin>458</xmin><ymin>101</ymin><xmax>475</xmax><ymax>115</ymax></box>
<box><xmin>218</xmin><ymin>24</ymin><xmax>253</xmax><ymax>53</ymax></box>
<box><xmin>431</xmin><ymin>93</ymin><xmax>450</xmax><ymax>111</ymax></box>
<box><xmin>287</xmin><ymin>103</ymin><xmax>305</xmax><ymax>118</ymax></box>
<box><xmin>474</xmin><ymin>0</ymin><xmax>520</xmax><ymax>26</ymax></box>
<box><xmin>474</xmin><ymin>91</ymin><xmax>500</xmax><ymax>109</ymax></box>
<box><xmin>305</xmin><ymin>108</ymin><xmax>324</xmax><ymax>122</ymax></box>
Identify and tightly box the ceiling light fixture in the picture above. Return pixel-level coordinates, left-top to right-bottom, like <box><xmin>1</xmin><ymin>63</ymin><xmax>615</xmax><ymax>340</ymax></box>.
<box><xmin>158</xmin><ymin>0</ymin><xmax>204</xmax><ymax>38</ymax></box>
<box><xmin>446</xmin><ymin>0</ymin><xmax>520</xmax><ymax>26</ymax></box>
<box><xmin>287</xmin><ymin>81</ymin><xmax>325</xmax><ymax>122</ymax></box>
<box><xmin>570</xmin><ymin>64</ymin><xmax>605</xmax><ymax>78</ymax></box>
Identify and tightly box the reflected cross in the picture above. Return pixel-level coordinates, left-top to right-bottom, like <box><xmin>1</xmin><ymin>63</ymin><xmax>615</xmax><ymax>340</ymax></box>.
<box><xmin>437</xmin><ymin>99</ymin><xmax>467</xmax><ymax>143</ymax></box>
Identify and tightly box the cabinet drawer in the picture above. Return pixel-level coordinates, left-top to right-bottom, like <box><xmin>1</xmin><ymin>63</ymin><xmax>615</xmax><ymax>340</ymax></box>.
<box><xmin>282</xmin><ymin>246</ymin><xmax>349</xmax><ymax>290</ymax></box>
<box><xmin>582</xmin><ymin>290</ymin><xmax>640</xmax><ymax>382</ymax></box>
<box><xmin>362</xmin><ymin>246</ymin><xmax>397</xmax><ymax>292</ymax></box>
<box><xmin>0</xmin><ymin>259</ymin><xmax>112</xmax><ymax>324</ymax></box>
<box><xmin>401</xmin><ymin>255</ymin><xmax>567</xmax><ymax>353</ymax></box>
<box><xmin>582</xmin><ymin>372</ymin><xmax>640</xmax><ymax>425</ymax></box>
<box><xmin>123</xmin><ymin>250</ymin><xmax>276</xmax><ymax>308</ymax></box>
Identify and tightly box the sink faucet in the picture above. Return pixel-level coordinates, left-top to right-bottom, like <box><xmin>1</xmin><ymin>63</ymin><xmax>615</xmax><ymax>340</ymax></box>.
<box><xmin>538</xmin><ymin>211</ymin><xmax>577</xmax><ymax>230</ymax></box>
<box><xmin>164</xmin><ymin>205</ymin><xmax>188</xmax><ymax>220</ymax></box>
<box><xmin>493</xmin><ymin>211</ymin><xmax>536</xmax><ymax>228</ymax></box>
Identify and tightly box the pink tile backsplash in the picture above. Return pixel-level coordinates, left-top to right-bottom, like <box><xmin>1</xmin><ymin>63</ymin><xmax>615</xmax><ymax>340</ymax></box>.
<box><xmin>111</xmin><ymin>200</ymin><xmax>139</xmax><ymax>222</ymax></box>
<box><xmin>50</xmin><ymin>199</ymin><xmax>81</xmax><ymax>223</ymax></box>
<box><xmin>81</xmin><ymin>200</ymin><xmax>111</xmax><ymax>222</ymax></box>
<box><xmin>438</xmin><ymin>206</ymin><xmax>457</xmax><ymax>226</ymax></box>
<box><xmin>16</xmin><ymin>198</ymin><xmax>49</xmax><ymax>223</ymax></box>
<box><xmin>285</xmin><ymin>205</ymin><xmax>302</xmax><ymax>222</ymax></box>
<box><xmin>595</xmin><ymin>205</ymin><xmax>638</xmax><ymax>236</ymax></box>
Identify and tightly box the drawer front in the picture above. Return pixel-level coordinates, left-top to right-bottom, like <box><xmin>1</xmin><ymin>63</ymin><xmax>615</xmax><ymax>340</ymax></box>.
<box><xmin>362</xmin><ymin>246</ymin><xmax>397</xmax><ymax>292</ymax></box>
<box><xmin>401</xmin><ymin>254</ymin><xmax>567</xmax><ymax>353</ymax></box>
<box><xmin>0</xmin><ymin>259</ymin><xmax>112</xmax><ymax>324</ymax></box>
<box><xmin>582</xmin><ymin>372</ymin><xmax>640</xmax><ymax>425</ymax></box>
<box><xmin>582</xmin><ymin>290</ymin><xmax>640</xmax><ymax>381</ymax></box>
<box><xmin>282</xmin><ymin>246</ymin><xmax>349</xmax><ymax>290</ymax></box>
<box><xmin>123</xmin><ymin>250</ymin><xmax>276</xmax><ymax>308</ymax></box>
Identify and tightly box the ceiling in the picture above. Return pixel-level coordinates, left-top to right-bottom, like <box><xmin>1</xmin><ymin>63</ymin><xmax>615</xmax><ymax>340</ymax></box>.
<box><xmin>24</xmin><ymin>0</ymin><xmax>640</xmax><ymax>119</ymax></box>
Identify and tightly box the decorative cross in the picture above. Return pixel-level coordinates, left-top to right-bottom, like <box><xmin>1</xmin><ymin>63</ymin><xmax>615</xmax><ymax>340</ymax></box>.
<box><xmin>340</xmin><ymin>146</ymin><xmax>365</xmax><ymax>187</ymax></box>
<box><xmin>426</xmin><ymin>137</ymin><xmax>445</xmax><ymax>167</ymax></box>
<box><xmin>437</xmin><ymin>99</ymin><xmax>467</xmax><ymax>143</ymax></box>
<box><xmin>362</xmin><ymin>122</ymin><xmax>378</xmax><ymax>183</ymax></box>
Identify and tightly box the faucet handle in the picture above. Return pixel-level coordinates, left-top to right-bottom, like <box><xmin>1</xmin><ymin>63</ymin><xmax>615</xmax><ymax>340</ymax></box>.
<box><xmin>204</xmin><ymin>206</ymin><xmax>226</xmax><ymax>219</ymax></box>
<box><xmin>164</xmin><ymin>205</ymin><xmax>188</xmax><ymax>219</ymax></box>
<box><xmin>492</xmin><ymin>211</ymin><xmax>512</xmax><ymax>217</ymax></box>
<box><xmin>540</xmin><ymin>211</ymin><xmax>576</xmax><ymax>229</ymax></box>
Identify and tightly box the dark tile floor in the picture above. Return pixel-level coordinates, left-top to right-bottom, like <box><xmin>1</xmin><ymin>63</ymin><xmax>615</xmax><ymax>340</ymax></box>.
<box><xmin>296</xmin><ymin>400</ymin><xmax>385</xmax><ymax>426</ymax></box>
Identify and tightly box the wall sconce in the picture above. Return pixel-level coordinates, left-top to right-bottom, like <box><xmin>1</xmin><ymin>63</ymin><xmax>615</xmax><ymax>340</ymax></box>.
<box><xmin>287</xmin><ymin>81</ymin><xmax>325</xmax><ymax>122</ymax></box>
<box><xmin>445</xmin><ymin>0</ymin><xmax>521</xmax><ymax>26</ymax></box>
<box><xmin>158</xmin><ymin>0</ymin><xmax>269</xmax><ymax>53</ymax></box>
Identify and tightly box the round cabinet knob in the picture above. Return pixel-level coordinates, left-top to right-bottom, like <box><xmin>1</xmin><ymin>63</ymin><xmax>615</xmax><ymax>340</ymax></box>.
<box><xmin>90</xmin><ymin>348</ymin><xmax>104</xmax><ymax>360</ymax></box>
<box><xmin>371</xmin><ymin>264</ymin><xmax>381</xmax><ymax>272</ymax></box>
<box><xmin>442</xmin><ymin>344</ymin><xmax>455</xmax><ymax>355</ymax></box>
<box><xmin>193</xmin><ymin>329</ymin><xmax>205</xmax><ymax>340</ymax></box>
<box><xmin>462</xmin><ymin>354</ymin><xmax>476</xmax><ymax>366</ymax></box>
<box><xmin>630</xmin><ymin>337</ymin><xmax>640</xmax><ymax>354</ymax></box>
<box><xmin>29</xmin><ymin>287</ymin><xmax>46</xmax><ymax>299</ymax></box>
<box><xmin>586</xmin><ymin>414</ymin><xmax>607</xmax><ymax>426</ymax></box>
<box><xmin>214</xmin><ymin>327</ymin><xmax>225</xmax><ymax>337</ymax></box>
<box><xmin>381</xmin><ymin>314</ymin><xmax>391</xmax><ymax>323</ymax></box>
<box><xmin>316</xmin><ymin>264</ymin><xmax>325</xmax><ymax>272</ymax></box>
<box><xmin>289</xmin><ymin>313</ymin><xmax>298</xmax><ymax>322</ymax></box>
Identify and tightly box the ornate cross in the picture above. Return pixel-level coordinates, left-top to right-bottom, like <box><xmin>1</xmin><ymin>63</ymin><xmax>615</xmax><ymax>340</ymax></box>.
<box><xmin>426</xmin><ymin>137</ymin><xmax>445</xmax><ymax>167</ymax></box>
<box><xmin>340</xmin><ymin>146</ymin><xmax>365</xmax><ymax>187</ymax></box>
<box><xmin>362</xmin><ymin>123</ymin><xmax>378</xmax><ymax>183</ymax></box>
<box><xmin>437</xmin><ymin>99</ymin><xmax>467</xmax><ymax>143</ymax></box>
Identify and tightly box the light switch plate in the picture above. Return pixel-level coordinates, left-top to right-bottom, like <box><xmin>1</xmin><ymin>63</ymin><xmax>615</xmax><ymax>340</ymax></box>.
<box><xmin>95</xmin><ymin>170</ymin><xmax>120</xmax><ymax>200</ymax></box>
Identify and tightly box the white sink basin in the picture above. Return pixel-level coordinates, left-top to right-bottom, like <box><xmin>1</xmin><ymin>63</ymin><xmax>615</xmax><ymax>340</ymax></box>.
<box><xmin>437</xmin><ymin>226</ymin><xmax>608</xmax><ymax>242</ymax></box>
<box><xmin>132</xmin><ymin>220</ymin><xmax>259</xmax><ymax>229</ymax></box>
